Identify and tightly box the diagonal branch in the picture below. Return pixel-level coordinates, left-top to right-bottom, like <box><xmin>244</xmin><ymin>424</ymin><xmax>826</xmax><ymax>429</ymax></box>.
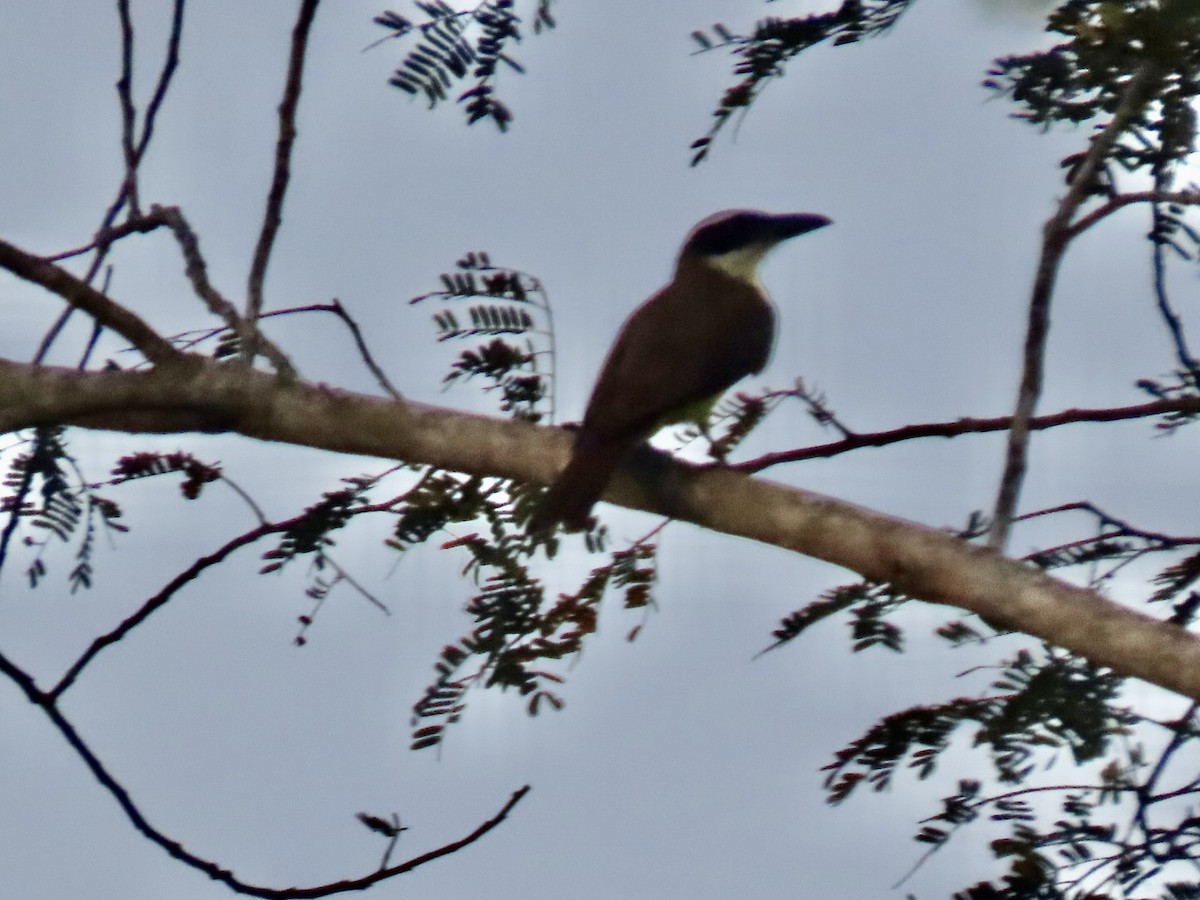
<box><xmin>134</xmin><ymin>0</ymin><xmax>186</xmax><ymax>163</ymax></box>
<box><xmin>988</xmin><ymin>61</ymin><xmax>1167</xmax><ymax>551</ymax></box>
<box><xmin>50</xmin><ymin>495</ymin><xmax>404</xmax><ymax>698</ymax></box>
<box><xmin>36</xmin><ymin>0</ymin><xmax>187</xmax><ymax>364</ymax></box>
<box><xmin>244</xmin><ymin>0</ymin><xmax>321</xmax><ymax>365</ymax></box>
<box><xmin>0</xmin><ymin>644</ymin><xmax>530</xmax><ymax>898</ymax></box>
<box><xmin>1066</xmin><ymin>189</ymin><xmax>1200</xmax><ymax>240</ymax></box>
<box><xmin>0</xmin><ymin>238</ymin><xmax>179</xmax><ymax>365</ymax></box>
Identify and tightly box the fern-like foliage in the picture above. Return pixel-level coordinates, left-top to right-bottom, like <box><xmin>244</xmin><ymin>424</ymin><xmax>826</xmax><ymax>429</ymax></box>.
<box><xmin>985</xmin><ymin>1</ymin><xmax>1200</xmax><ymax>153</ymax></box>
<box><xmin>109</xmin><ymin>450</ymin><xmax>221</xmax><ymax>499</ymax></box>
<box><xmin>373</xmin><ymin>0</ymin><xmax>557</xmax><ymax>131</ymax></box>
<box><xmin>411</xmin><ymin>250</ymin><xmax>554</xmax><ymax>423</ymax></box>
<box><xmin>407</xmin><ymin>514</ymin><xmax>658</xmax><ymax>750</ymax></box>
<box><xmin>689</xmin><ymin>0</ymin><xmax>912</xmax><ymax>165</ymax></box>
<box><xmin>1</xmin><ymin>426</ymin><xmax>127</xmax><ymax>592</ymax></box>
<box><xmin>758</xmin><ymin>580</ymin><xmax>907</xmax><ymax>657</ymax></box>
<box><xmin>397</xmin><ymin>244</ymin><xmax>671</xmax><ymax>749</ymax></box>
<box><xmin>261</xmin><ymin>475</ymin><xmax>380</xmax><ymax>575</ymax></box>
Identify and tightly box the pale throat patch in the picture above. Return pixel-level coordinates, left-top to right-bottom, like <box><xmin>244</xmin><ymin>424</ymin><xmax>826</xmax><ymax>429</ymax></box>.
<box><xmin>703</xmin><ymin>242</ymin><xmax>773</xmax><ymax>286</ymax></box>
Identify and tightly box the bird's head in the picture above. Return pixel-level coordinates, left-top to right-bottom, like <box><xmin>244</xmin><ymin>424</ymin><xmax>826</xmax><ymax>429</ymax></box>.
<box><xmin>679</xmin><ymin>209</ymin><xmax>832</xmax><ymax>283</ymax></box>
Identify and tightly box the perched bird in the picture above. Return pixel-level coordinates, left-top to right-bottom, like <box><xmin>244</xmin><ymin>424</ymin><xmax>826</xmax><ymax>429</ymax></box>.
<box><xmin>531</xmin><ymin>209</ymin><xmax>831</xmax><ymax>532</ymax></box>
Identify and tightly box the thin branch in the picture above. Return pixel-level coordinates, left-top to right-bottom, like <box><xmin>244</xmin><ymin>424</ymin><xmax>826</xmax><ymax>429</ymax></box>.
<box><xmin>1150</xmin><ymin>202</ymin><xmax>1200</xmax><ymax>388</ymax></box>
<box><xmin>42</xmin><ymin>213</ymin><xmax>166</xmax><ymax>262</ymax></box>
<box><xmin>49</xmin><ymin>521</ymin><xmax>275</xmax><ymax>698</ymax></box>
<box><xmin>273</xmin><ymin>300</ymin><xmax>402</xmax><ymax>399</ymax></box>
<box><xmin>115</xmin><ymin>0</ymin><xmax>141</xmax><ymax>215</ymax></box>
<box><xmin>1017</xmin><ymin>501</ymin><xmax>1200</xmax><ymax>549</ymax></box>
<box><xmin>0</xmin><ymin>238</ymin><xmax>180</xmax><ymax>365</ymax></box>
<box><xmin>244</xmin><ymin>0</ymin><xmax>321</xmax><ymax>365</ymax></box>
<box><xmin>1</xmin><ymin>645</ymin><xmax>528</xmax><ymax>899</ymax></box>
<box><xmin>989</xmin><ymin>61</ymin><xmax>1168</xmax><ymax>551</ymax></box>
<box><xmin>319</xmin><ymin>555</ymin><xmax>392</xmax><ymax>614</ymax></box>
<box><xmin>150</xmin><ymin>205</ymin><xmax>297</xmax><ymax>378</ymax></box>
<box><xmin>134</xmin><ymin>0</ymin><xmax>186</xmax><ymax>163</ymax></box>
<box><xmin>156</xmin><ymin>206</ymin><xmax>244</xmax><ymax>326</ymax></box>
<box><xmin>1066</xmin><ymin>189</ymin><xmax>1200</xmax><ymax>239</ymax></box>
<box><xmin>35</xmin><ymin>0</ymin><xmax>185</xmax><ymax>362</ymax></box>
<box><xmin>50</xmin><ymin>496</ymin><xmax>404</xmax><ymax>698</ymax></box>
<box><xmin>736</xmin><ymin>397</ymin><xmax>1200</xmax><ymax>472</ymax></box>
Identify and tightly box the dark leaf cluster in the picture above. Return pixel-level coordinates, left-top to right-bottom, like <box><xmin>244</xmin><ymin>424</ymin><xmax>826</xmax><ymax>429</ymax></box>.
<box><xmin>2</xmin><ymin>427</ymin><xmax>127</xmax><ymax>592</ymax></box>
<box><xmin>1151</xmin><ymin>549</ymin><xmax>1200</xmax><ymax>604</ymax></box>
<box><xmin>375</xmin><ymin>0</ymin><xmax>556</xmax><ymax>131</ymax></box>
<box><xmin>110</xmin><ymin>450</ymin><xmax>221</xmax><ymax>500</ymax></box>
<box><xmin>820</xmin><ymin>634</ymin><xmax>1200</xmax><ymax>898</ymax></box>
<box><xmin>389</xmin><ymin>469</ymin><xmax>498</xmax><ymax>551</ymax></box>
<box><xmin>1136</xmin><ymin>373</ymin><xmax>1200</xmax><ymax>430</ymax></box>
<box><xmin>261</xmin><ymin>478</ymin><xmax>375</xmax><ymax>574</ymax></box>
<box><xmin>758</xmin><ymin>580</ymin><xmax>907</xmax><ymax>657</ymax></box>
<box><xmin>401</xmin><ymin>248</ymin><xmax>663</xmax><ymax>749</ymax></box>
<box><xmin>982</xmin><ymin>650</ymin><xmax>1132</xmax><ymax>782</ymax></box>
<box><xmin>411</xmin><ymin>251</ymin><xmax>553</xmax><ymax>423</ymax></box>
<box><xmin>689</xmin><ymin>0</ymin><xmax>912</xmax><ymax>164</ymax></box>
<box><xmin>985</xmin><ymin>1</ymin><xmax>1200</xmax><ymax>191</ymax></box>
<box><xmin>822</xmin><ymin>649</ymin><xmax>1130</xmax><ymax>801</ymax></box>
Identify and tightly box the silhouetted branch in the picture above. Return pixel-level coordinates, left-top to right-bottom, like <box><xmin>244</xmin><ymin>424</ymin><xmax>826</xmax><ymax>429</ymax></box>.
<box><xmin>115</xmin><ymin>0</ymin><xmax>141</xmax><ymax>215</ymax></box>
<box><xmin>0</xmin><ymin>643</ymin><xmax>530</xmax><ymax>898</ymax></box>
<box><xmin>245</xmin><ymin>0</ymin><xmax>321</xmax><ymax>365</ymax></box>
<box><xmin>50</xmin><ymin>495</ymin><xmax>405</xmax><ymax>698</ymax></box>
<box><xmin>1150</xmin><ymin>202</ymin><xmax>1200</xmax><ymax>389</ymax></box>
<box><xmin>737</xmin><ymin>397</ymin><xmax>1200</xmax><ymax>471</ymax></box>
<box><xmin>989</xmin><ymin>61</ymin><xmax>1168</xmax><ymax>551</ymax></box>
<box><xmin>1065</xmin><ymin>189</ymin><xmax>1200</xmax><ymax>239</ymax></box>
<box><xmin>274</xmin><ymin>301</ymin><xmax>403</xmax><ymax>399</ymax></box>
<box><xmin>0</xmin><ymin>238</ymin><xmax>180</xmax><ymax>365</ymax></box>
<box><xmin>1018</xmin><ymin>501</ymin><xmax>1200</xmax><ymax>550</ymax></box>
<box><xmin>134</xmin><ymin>0</ymin><xmax>185</xmax><ymax>163</ymax></box>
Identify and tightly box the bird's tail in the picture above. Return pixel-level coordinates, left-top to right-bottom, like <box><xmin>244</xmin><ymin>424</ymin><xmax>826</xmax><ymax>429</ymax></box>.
<box><xmin>529</xmin><ymin>435</ymin><xmax>626</xmax><ymax>533</ymax></box>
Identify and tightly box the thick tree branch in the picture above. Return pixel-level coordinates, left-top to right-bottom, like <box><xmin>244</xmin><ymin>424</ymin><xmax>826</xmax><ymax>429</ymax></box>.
<box><xmin>2</xmin><ymin>357</ymin><xmax>1198</xmax><ymax>703</ymax></box>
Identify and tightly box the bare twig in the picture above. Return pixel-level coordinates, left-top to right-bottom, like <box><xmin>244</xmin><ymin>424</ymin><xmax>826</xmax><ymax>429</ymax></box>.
<box><xmin>134</xmin><ymin>0</ymin><xmax>186</xmax><ymax>163</ymax></box>
<box><xmin>115</xmin><ymin>0</ymin><xmax>142</xmax><ymax>215</ymax></box>
<box><xmin>50</xmin><ymin>495</ymin><xmax>405</xmax><ymax>698</ymax></box>
<box><xmin>736</xmin><ymin>396</ymin><xmax>1200</xmax><ymax>472</ymax></box>
<box><xmin>1066</xmin><ymin>189</ymin><xmax>1200</xmax><ymax>239</ymax></box>
<box><xmin>156</xmin><ymin>206</ymin><xmax>244</xmax><ymax>326</ymax></box>
<box><xmin>1017</xmin><ymin>501</ymin><xmax>1200</xmax><ymax>549</ymax></box>
<box><xmin>49</xmin><ymin>522</ymin><xmax>275</xmax><ymax>698</ymax></box>
<box><xmin>33</xmin><ymin>0</ymin><xmax>185</xmax><ymax>363</ymax></box>
<box><xmin>274</xmin><ymin>300</ymin><xmax>403</xmax><ymax>399</ymax></box>
<box><xmin>244</xmin><ymin>0</ymin><xmax>321</xmax><ymax>366</ymax></box>
<box><xmin>1150</xmin><ymin>200</ymin><xmax>1200</xmax><ymax>387</ymax></box>
<box><xmin>989</xmin><ymin>61</ymin><xmax>1167</xmax><ymax>551</ymax></box>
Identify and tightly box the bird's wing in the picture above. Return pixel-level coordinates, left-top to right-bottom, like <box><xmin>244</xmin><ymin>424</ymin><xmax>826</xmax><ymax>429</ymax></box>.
<box><xmin>580</xmin><ymin>271</ymin><xmax>775</xmax><ymax>438</ymax></box>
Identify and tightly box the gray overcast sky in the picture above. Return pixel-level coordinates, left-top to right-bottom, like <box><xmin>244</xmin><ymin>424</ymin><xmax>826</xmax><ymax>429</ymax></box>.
<box><xmin>2</xmin><ymin>1</ymin><xmax>1196</xmax><ymax>898</ymax></box>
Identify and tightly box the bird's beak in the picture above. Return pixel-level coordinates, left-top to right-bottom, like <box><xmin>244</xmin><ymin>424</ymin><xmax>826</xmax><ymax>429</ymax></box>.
<box><xmin>770</xmin><ymin>213</ymin><xmax>832</xmax><ymax>241</ymax></box>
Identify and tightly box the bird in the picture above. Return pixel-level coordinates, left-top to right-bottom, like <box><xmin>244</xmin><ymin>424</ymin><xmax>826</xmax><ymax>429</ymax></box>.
<box><xmin>530</xmin><ymin>208</ymin><xmax>832</xmax><ymax>533</ymax></box>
